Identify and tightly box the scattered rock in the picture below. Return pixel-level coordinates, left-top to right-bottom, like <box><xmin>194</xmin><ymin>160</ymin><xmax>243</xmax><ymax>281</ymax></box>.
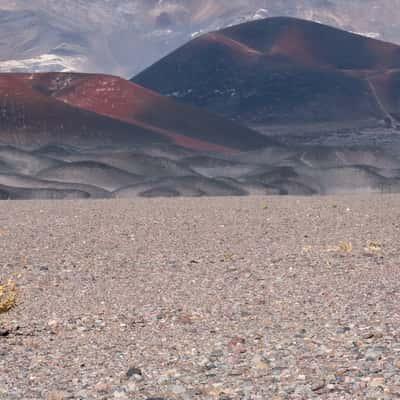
<box><xmin>168</xmin><ymin>384</ymin><xmax>186</xmax><ymax>394</ymax></box>
<box><xmin>146</xmin><ymin>398</ymin><xmax>167</xmax><ymax>400</ymax></box>
<box><xmin>252</xmin><ymin>354</ymin><xmax>269</xmax><ymax>370</ymax></box>
<box><xmin>95</xmin><ymin>382</ymin><xmax>112</xmax><ymax>393</ymax></box>
<box><xmin>113</xmin><ymin>391</ymin><xmax>128</xmax><ymax>399</ymax></box>
<box><xmin>46</xmin><ymin>391</ymin><xmax>70</xmax><ymax>400</ymax></box>
<box><xmin>362</xmin><ymin>332</ymin><xmax>376</xmax><ymax>340</ymax></box>
<box><xmin>0</xmin><ymin>329</ymin><xmax>10</xmax><ymax>337</ymax></box>
<box><xmin>47</xmin><ymin>320</ymin><xmax>59</xmax><ymax>328</ymax></box>
<box><xmin>311</xmin><ymin>379</ymin><xmax>326</xmax><ymax>392</ymax></box>
<box><xmin>387</xmin><ymin>385</ymin><xmax>400</xmax><ymax>395</ymax></box>
<box><xmin>369</xmin><ymin>377</ymin><xmax>385</xmax><ymax>388</ymax></box>
<box><xmin>126</xmin><ymin>367</ymin><xmax>143</xmax><ymax>379</ymax></box>
<box><xmin>365</xmin><ymin>350</ymin><xmax>382</xmax><ymax>361</ymax></box>
<box><xmin>336</xmin><ymin>326</ymin><xmax>351</xmax><ymax>334</ymax></box>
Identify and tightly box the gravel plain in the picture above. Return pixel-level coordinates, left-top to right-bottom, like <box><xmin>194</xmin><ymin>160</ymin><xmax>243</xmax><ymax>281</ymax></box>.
<box><xmin>0</xmin><ymin>195</ymin><xmax>400</xmax><ymax>400</ymax></box>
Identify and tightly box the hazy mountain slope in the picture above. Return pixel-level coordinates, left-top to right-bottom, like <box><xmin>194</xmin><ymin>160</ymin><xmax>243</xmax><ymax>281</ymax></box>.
<box><xmin>0</xmin><ymin>141</ymin><xmax>400</xmax><ymax>198</ymax></box>
<box><xmin>1</xmin><ymin>1</ymin><xmax>400</xmax><ymax>76</ymax></box>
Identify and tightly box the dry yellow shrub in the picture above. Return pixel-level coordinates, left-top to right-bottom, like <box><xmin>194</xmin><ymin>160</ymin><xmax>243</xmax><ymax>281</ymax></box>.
<box><xmin>368</xmin><ymin>241</ymin><xmax>382</xmax><ymax>251</ymax></box>
<box><xmin>223</xmin><ymin>252</ymin><xmax>234</xmax><ymax>261</ymax></box>
<box><xmin>339</xmin><ymin>241</ymin><xmax>353</xmax><ymax>253</ymax></box>
<box><xmin>0</xmin><ymin>278</ymin><xmax>17</xmax><ymax>314</ymax></box>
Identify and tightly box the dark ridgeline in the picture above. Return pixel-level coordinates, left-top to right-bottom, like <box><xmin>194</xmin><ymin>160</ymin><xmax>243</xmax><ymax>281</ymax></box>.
<box><xmin>133</xmin><ymin>17</ymin><xmax>400</xmax><ymax>128</ymax></box>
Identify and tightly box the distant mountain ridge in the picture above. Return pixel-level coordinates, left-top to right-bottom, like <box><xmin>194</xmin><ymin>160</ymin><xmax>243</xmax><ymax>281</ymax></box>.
<box><xmin>133</xmin><ymin>17</ymin><xmax>400</xmax><ymax>129</ymax></box>
<box><xmin>1</xmin><ymin>1</ymin><xmax>400</xmax><ymax>76</ymax></box>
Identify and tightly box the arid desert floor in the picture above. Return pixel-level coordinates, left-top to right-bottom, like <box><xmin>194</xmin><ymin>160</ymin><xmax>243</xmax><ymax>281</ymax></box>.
<box><xmin>1</xmin><ymin>196</ymin><xmax>400</xmax><ymax>400</ymax></box>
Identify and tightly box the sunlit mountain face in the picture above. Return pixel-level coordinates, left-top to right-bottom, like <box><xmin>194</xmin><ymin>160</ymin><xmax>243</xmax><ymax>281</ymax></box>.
<box><xmin>1</xmin><ymin>0</ymin><xmax>400</xmax><ymax>77</ymax></box>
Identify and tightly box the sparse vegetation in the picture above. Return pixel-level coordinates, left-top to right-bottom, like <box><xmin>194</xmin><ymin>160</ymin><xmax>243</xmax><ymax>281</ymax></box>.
<box><xmin>368</xmin><ymin>241</ymin><xmax>382</xmax><ymax>251</ymax></box>
<box><xmin>222</xmin><ymin>252</ymin><xmax>235</xmax><ymax>262</ymax></box>
<box><xmin>0</xmin><ymin>277</ymin><xmax>18</xmax><ymax>314</ymax></box>
<box><xmin>339</xmin><ymin>241</ymin><xmax>353</xmax><ymax>253</ymax></box>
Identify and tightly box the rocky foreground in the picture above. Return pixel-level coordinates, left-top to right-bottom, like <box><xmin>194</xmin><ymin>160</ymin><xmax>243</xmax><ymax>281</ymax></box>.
<box><xmin>0</xmin><ymin>196</ymin><xmax>400</xmax><ymax>399</ymax></box>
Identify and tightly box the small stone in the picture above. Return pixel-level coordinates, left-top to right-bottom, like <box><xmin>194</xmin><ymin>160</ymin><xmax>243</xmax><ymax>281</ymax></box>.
<box><xmin>95</xmin><ymin>319</ymin><xmax>105</xmax><ymax>328</ymax></box>
<box><xmin>252</xmin><ymin>355</ymin><xmax>269</xmax><ymax>370</ymax></box>
<box><xmin>327</xmin><ymin>384</ymin><xmax>335</xmax><ymax>391</ymax></box>
<box><xmin>113</xmin><ymin>391</ymin><xmax>128</xmax><ymax>399</ymax></box>
<box><xmin>47</xmin><ymin>320</ymin><xmax>59</xmax><ymax>328</ymax></box>
<box><xmin>219</xmin><ymin>395</ymin><xmax>233</xmax><ymax>400</ymax></box>
<box><xmin>336</xmin><ymin>326</ymin><xmax>351</xmax><ymax>334</ymax></box>
<box><xmin>126</xmin><ymin>367</ymin><xmax>143</xmax><ymax>379</ymax></box>
<box><xmin>125</xmin><ymin>382</ymin><xmax>137</xmax><ymax>392</ymax></box>
<box><xmin>169</xmin><ymin>384</ymin><xmax>186</xmax><ymax>394</ymax></box>
<box><xmin>295</xmin><ymin>329</ymin><xmax>307</xmax><ymax>338</ymax></box>
<box><xmin>387</xmin><ymin>385</ymin><xmax>400</xmax><ymax>395</ymax></box>
<box><xmin>46</xmin><ymin>391</ymin><xmax>70</xmax><ymax>400</ymax></box>
<box><xmin>228</xmin><ymin>337</ymin><xmax>246</xmax><ymax>353</ymax></box>
<box><xmin>146</xmin><ymin>398</ymin><xmax>166</xmax><ymax>400</ymax></box>
<box><xmin>362</xmin><ymin>332</ymin><xmax>375</xmax><ymax>340</ymax></box>
<box><xmin>369</xmin><ymin>377</ymin><xmax>385</xmax><ymax>388</ymax></box>
<box><xmin>365</xmin><ymin>350</ymin><xmax>381</xmax><ymax>361</ymax></box>
<box><xmin>240</xmin><ymin>381</ymin><xmax>254</xmax><ymax>393</ymax></box>
<box><xmin>178</xmin><ymin>314</ymin><xmax>194</xmax><ymax>325</ymax></box>
<box><xmin>76</xmin><ymin>390</ymin><xmax>89</xmax><ymax>398</ymax></box>
<box><xmin>95</xmin><ymin>382</ymin><xmax>111</xmax><ymax>393</ymax></box>
<box><xmin>205</xmin><ymin>362</ymin><xmax>217</xmax><ymax>370</ymax></box>
<box><xmin>311</xmin><ymin>380</ymin><xmax>325</xmax><ymax>392</ymax></box>
<box><xmin>229</xmin><ymin>337</ymin><xmax>245</xmax><ymax>346</ymax></box>
<box><xmin>229</xmin><ymin>368</ymin><xmax>246</xmax><ymax>377</ymax></box>
<box><xmin>367</xmin><ymin>389</ymin><xmax>384</xmax><ymax>399</ymax></box>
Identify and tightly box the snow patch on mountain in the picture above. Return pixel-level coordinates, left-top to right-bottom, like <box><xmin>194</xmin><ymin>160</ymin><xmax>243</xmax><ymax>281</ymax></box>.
<box><xmin>0</xmin><ymin>54</ymin><xmax>86</xmax><ymax>73</ymax></box>
<box><xmin>0</xmin><ymin>1</ymin><xmax>399</xmax><ymax>76</ymax></box>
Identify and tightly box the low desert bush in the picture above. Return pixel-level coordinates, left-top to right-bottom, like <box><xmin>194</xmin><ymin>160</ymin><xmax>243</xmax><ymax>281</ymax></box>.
<box><xmin>0</xmin><ymin>277</ymin><xmax>17</xmax><ymax>314</ymax></box>
<box><xmin>339</xmin><ymin>241</ymin><xmax>353</xmax><ymax>253</ymax></box>
<box><xmin>368</xmin><ymin>241</ymin><xmax>382</xmax><ymax>251</ymax></box>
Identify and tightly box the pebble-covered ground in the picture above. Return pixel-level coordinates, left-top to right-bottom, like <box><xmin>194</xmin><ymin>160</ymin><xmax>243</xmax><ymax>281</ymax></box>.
<box><xmin>0</xmin><ymin>195</ymin><xmax>400</xmax><ymax>400</ymax></box>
